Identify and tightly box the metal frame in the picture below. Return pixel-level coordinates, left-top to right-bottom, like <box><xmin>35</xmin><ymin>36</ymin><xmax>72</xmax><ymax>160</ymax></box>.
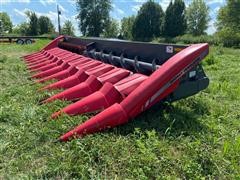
<box><xmin>60</xmin><ymin>36</ymin><xmax>209</xmax><ymax>102</ymax></box>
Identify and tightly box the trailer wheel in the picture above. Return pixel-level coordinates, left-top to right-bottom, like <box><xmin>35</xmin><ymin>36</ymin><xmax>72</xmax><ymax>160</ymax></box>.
<box><xmin>25</xmin><ymin>39</ymin><xmax>32</xmax><ymax>44</ymax></box>
<box><xmin>16</xmin><ymin>39</ymin><xmax>24</xmax><ymax>45</ymax></box>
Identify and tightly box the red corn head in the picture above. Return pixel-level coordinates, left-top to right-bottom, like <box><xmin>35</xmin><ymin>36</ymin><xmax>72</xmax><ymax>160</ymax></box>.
<box><xmin>59</xmin><ymin>43</ymin><xmax>209</xmax><ymax>141</ymax></box>
<box><xmin>23</xmin><ymin>35</ymin><xmax>209</xmax><ymax>141</ymax></box>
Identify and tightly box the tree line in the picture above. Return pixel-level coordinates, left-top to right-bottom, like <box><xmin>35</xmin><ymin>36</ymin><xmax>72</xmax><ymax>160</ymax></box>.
<box><xmin>0</xmin><ymin>11</ymin><xmax>75</xmax><ymax>36</ymax></box>
<box><xmin>0</xmin><ymin>0</ymin><xmax>239</xmax><ymax>47</ymax></box>
<box><xmin>75</xmin><ymin>0</ymin><xmax>210</xmax><ymax>40</ymax></box>
<box><xmin>75</xmin><ymin>0</ymin><xmax>239</xmax><ymax>47</ymax></box>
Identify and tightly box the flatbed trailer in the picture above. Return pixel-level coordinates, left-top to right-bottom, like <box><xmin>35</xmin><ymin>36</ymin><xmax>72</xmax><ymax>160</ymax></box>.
<box><xmin>0</xmin><ymin>36</ymin><xmax>51</xmax><ymax>44</ymax></box>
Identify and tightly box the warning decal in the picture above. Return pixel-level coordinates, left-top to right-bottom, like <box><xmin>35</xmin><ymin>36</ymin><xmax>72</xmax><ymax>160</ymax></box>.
<box><xmin>166</xmin><ymin>46</ymin><xmax>173</xmax><ymax>53</ymax></box>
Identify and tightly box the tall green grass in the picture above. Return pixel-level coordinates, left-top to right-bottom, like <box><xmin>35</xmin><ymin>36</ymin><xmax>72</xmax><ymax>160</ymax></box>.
<box><xmin>0</xmin><ymin>40</ymin><xmax>239</xmax><ymax>178</ymax></box>
<box><xmin>155</xmin><ymin>34</ymin><xmax>240</xmax><ymax>48</ymax></box>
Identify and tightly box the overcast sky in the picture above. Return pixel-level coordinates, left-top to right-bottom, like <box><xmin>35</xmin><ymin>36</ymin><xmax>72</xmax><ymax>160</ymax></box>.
<box><xmin>0</xmin><ymin>0</ymin><xmax>226</xmax><ymax>36</ymax></box>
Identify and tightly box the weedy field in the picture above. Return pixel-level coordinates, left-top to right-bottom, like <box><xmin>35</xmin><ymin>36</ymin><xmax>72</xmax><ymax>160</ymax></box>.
<box><xmin>0</xmin><ymin>40</ymin><xmax>239</xmax><ymax>179</ymax></box>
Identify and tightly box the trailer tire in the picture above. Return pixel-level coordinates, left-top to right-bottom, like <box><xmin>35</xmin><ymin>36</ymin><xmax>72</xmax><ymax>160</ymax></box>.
<box><xmin>25</xmin><ymin>39</ymin><xmax>32</xmax><ymax>44</ymax></box>
<box><xmin>16</xmin><ymin>39</ymin><xmax>24</xmax><ymax>45</ymax></box>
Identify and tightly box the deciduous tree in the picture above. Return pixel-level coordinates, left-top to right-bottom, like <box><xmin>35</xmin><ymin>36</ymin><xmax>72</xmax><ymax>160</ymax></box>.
<box><xmin>0</xmin><ymin>12</ymin><xmax>13</xmax><ymax>33</ymax></box>
<box><xmin>76</xmin><ymin>0</ymin><xmax>111</xmax><ymax>37</ymax></box>
<box><xmin>38</xmin><ymin>16</ymin><xmax>54</xmax><ymax>35</ymax></box>
<box><xmin>62</xmin><ymin>20</ymin><xmax>75</xmax><ymax>36</ymax></box>
<box><xmin>217</xmin><ymin>0</ymin><xmax>240</xmax><ymax>31</ymax></box>
<box><xmin>216</xmin><ymin>0</ymin><xmax>240</xmax><ymax>47</ymax></box>
<box><xmin>163</xmin><ymin>0</ymin><xmax>186</xmax><ymax>37</ymax></box>
<box><xmin>186</xmin><ymin>0</ymin><xmax>210</xmax><ymax>36</ymax></box>
<box><xmin>25</xmin><ymin>11</ymin><xmax>39</xmax><ymax>35</ymax></box>
<box><xmin>103</xmin><ymin>19</ymin><xmax>119</xmax><ymax>38</ymax></box>
<box><xmin>12</xmin><ymin>22</ymin><xmax>29</xmax><ymax>35</ymax></box>
<box><xmin>120</xmin><ymin>16</ymin><xmax>135</xmax><ymax>40</ymax></box>
<box><xmin>132</xmin><ymin>0</ymin><xmax>164</xmax><ymax>41</ymax></box>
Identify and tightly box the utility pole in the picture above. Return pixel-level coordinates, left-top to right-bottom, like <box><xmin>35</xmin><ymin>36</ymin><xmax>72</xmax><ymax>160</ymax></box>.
<box><xmin>57</xmin><ymin>4</ymin><xmax>61</xmax><ymax>35</ymax></box>
<box><xmin>0</xmin><ymin>20</ymin><xmax>3</xmax><ymax>35</ymax></box>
